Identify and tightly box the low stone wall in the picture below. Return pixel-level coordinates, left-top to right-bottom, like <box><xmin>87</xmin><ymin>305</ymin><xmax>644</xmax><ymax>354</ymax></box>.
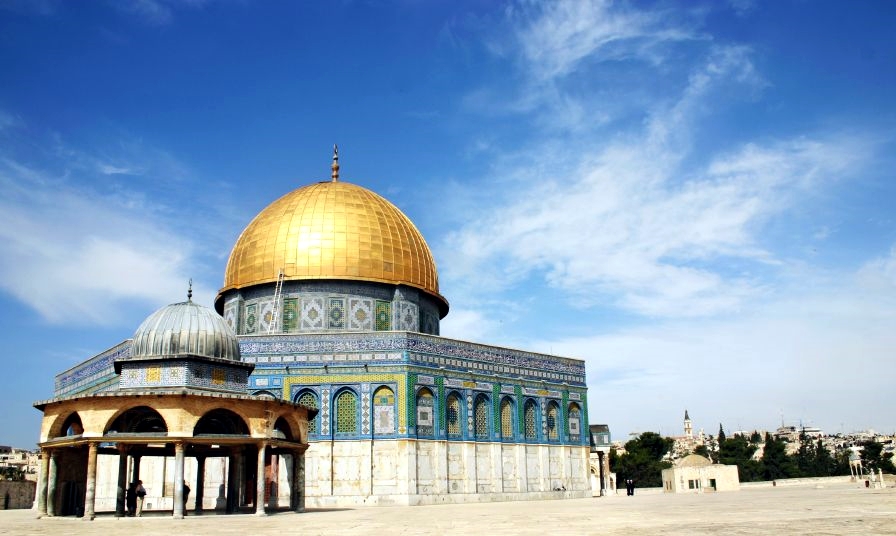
<box><xmin>740</xmin><ymin>476</ymin><xmax>857</xmax><ymax>488</ymax></box>
<box><xmin>0</xmin><ymin>480</ymin><xmax>36</xmax><ymax>510</ymax></box>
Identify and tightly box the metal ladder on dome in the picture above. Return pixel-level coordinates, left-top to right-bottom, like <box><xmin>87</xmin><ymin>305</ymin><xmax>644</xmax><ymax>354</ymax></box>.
<box><xmin>268</xmin><ymin>269</ymin><xmax>284</xmax><ymax>334</ymax></box>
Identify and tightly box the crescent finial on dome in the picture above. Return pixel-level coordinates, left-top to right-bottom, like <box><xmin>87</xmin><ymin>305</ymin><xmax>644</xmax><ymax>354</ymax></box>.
<box><xmin>331</xmin><ymin>144</ymin><xmax>339</xmax><ymax>182</ymax></box>
<box><xmin>188</xmin><ymin>278</ymin><xmax>193</xmax><ymax>301</ymax></box>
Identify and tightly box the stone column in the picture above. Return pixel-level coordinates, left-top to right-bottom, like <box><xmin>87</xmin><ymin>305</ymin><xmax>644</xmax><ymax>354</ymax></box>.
<box><xmin>226</xmin><ymin>448</ymin><xmax>239</xmax><ymax>513</ymax></box>
<box><xmin>84</xmin><ymin>443</ymin><xmax>98</xmax><ymax>520</ymax></box>
<box><xmin>173</xmin><ymin>442</ymin><xmax>185</xmax><ymax>519</ymax></box>
<box><xmin>46</xmin><ymin>452</ymin><xmax>58</xmax><ymax>516</ymax></box>
<box><xmin>597</xmin><ymin>451</ymin><xmax>606</xmax><ymax>497</ymax></box>
<box><xmin>255</xmin><ymin>442</ymin><xmax>267</xmax><ymax>516</ymax></box>
<box><xmin>131</xmin><ymin>455</ymin><xmax>142</xmax><ymax>483</ymax></box>
<box><xmin>35</xmin><ymin>450</ymin><xmax>49</xmax><ymax>517</ymax></box>
<box><xmin>194</xmin><ymin>456</ymin><xmax>206</xmax><ymax>515</ymax></box>
<box><xmin>292</xmin><ymin>451</ymin><xmax>305</xmax><ymax>513</ymax></box>
<box><xmin>115</xmin><ymin>445</ymin><xmax>128</xmax><ymax>517</ymax></box>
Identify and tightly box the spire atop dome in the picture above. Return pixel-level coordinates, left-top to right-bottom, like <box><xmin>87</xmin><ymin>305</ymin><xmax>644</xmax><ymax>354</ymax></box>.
<box><xmin>331</xmin><ymin>144</ymin><xmax>339</xmax><ymax>182</ymax></box>
<box><xmin>187</xmin><ymin>278</ymin><xmax>193</xmax><ymax>302</ymax></box>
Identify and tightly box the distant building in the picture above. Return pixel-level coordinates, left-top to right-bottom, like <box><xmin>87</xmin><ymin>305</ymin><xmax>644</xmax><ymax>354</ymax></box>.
<box><xmin>661</xmin><ymin>454</ymin><xmax>739</xmax><ymax>493</ymax></box>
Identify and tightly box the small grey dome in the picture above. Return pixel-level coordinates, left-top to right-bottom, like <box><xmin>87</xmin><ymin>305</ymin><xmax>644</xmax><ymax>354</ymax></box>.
<box><xmin>131</xmin><ymin>300</ymin><xmax>240</xmax><ymax>361</ymax></box>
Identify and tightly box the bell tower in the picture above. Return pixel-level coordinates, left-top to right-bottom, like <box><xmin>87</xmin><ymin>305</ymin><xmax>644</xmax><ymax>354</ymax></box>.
<box><xmin>684</xmin><ymin>409</ymin><xmax>693</xmax><ymax>439</ymax></box>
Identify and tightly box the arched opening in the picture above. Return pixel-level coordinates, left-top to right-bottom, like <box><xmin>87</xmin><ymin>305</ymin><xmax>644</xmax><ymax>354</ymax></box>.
<box><xmin>473</xmin><ymin>394</ymin><xmax>490</xmax><ymax>440</ymax></box>
<box><xmin>272</xmin><ymin>416</ymin><xmax>295</xmax><ymax>441</ymax></box>
<box><xmin>253</xmin><ymin>390</ymin><xmax>278</xmax><ymax>399</ymax></box>
<box><xmin>107</xmin><ymin>406</ymin><xmax>168</xmax><ymax>435</ymax></box>
<box><xmin>524</xmin><ymin>399</ymin><xmax>538</xmax><ymax>441</ymax></box>
<box><xmin>373</xmin><ymin>386</ymin><xmax>395</xmax><ymax>435</ymax></box>
<box><xmin>194</xmin><ymin>408</ymin><xmax>249</xmax><ymax>436</ymax></box>
<box><xmin>295</xmin><ymin>390</ymin><xmax>319</xmax><ymax>436</ymax></box>
<box><xmin>416</xmin><ymin>387</ymin><xmax>434</xmax><ymax>437</ymax></box>
<box><xmin>500</xmin><ymin>396</ymin><xmax>514</xmax><ymax>440</ymax></box>
<box><xmin>446</xmin><ymin>392</ymin><xmax>462</xmax><ymax>439</ymax></box>
<box><xmin>57</xmin><ymin>413</ymin><xmax>84</xmax><ymax>438</ymax></box>
<box><xmin>334</xmin><ymin>389</ymin><xmax>358</xmax><ymax>435</ymax></box>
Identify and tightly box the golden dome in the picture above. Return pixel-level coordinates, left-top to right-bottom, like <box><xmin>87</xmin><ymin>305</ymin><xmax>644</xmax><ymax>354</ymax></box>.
<box><xmin>217</xmin><ymin>176</ymin><xmax>448</xmax><ymax>315</ymax></box>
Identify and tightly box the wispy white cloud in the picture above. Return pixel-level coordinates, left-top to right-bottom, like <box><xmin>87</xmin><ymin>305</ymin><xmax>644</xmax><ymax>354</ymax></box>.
<box><xmin>443</xmin><ymin>35</ymin><xmax>861</xmax><ymax>319</ymax></box>
<box><xmin>509</xmin><ymin>0</ymin><xmax>694</xmax><ymax>83</ymax></box>
<box><xmin>0</xmin><ymin>149</ymin><xmax>216</xmax><ymax>325</ymax></box>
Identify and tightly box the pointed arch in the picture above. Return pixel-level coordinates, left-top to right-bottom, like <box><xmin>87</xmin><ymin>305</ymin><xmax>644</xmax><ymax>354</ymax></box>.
<box><xmin>273</xmin><ymin>416</ymin><xmax>295</xmax><ymax>441</ymax></box>
<box><xmin>446</xmin><ymin>391</ymin><xmax>463</xmax><ymax>439</ymax></box>
<box><xmin>106</xmin><ymin>406</ymin><xmax>168</xmax><ymax>435</ymax></box>
<box><xmin>546</xmin><ymin>400</ymin><xmax>560</xmax><ymax>442</ymax></box>
<box><xmin>416</xmin><ymin>387</ymin><xmax>435</xmax><ymax>437</ymax></box>
<box><xmin>194</xmin><ymin>408</ymin><xmax>249</xmax><ymax>436</ymax></box>
<box><xmin>295</xmin><ymin>389</ymin><xmax>319</xmax><ymax>435</ymax></box>
<box><xmin>474</xmin><ymin>393</ymin><xmax>490</xmax><ymax>440</ymax></box>
<box><xmin>568</xmin><ymin>402</ymin><xmax>582</xmax><ymax>442</ymax></box>
<box><xmin>500</xmin><ymin>396</ymin><xmax>515</xmax><ymax>440</ymax></box>
<box><xmin>373</xmin><ymin>385</ymin><xmax>396</xmax><ymax>435</ymax></box>
<box><xmin>54</xmin><ymin>412</ymin><xmax>83</xmax><ymax>438</ymax></box>
<box><xmin>334</xmin><ymin>388</ymin><xmax>358</xmax><ymax>435</ymax></box>
<box><xmin>524</xmin><ymin>398</ymin><xmax>538</xmax><ymax>441</ymax></box>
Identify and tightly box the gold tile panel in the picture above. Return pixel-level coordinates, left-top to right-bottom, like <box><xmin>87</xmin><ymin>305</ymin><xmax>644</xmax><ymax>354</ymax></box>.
<box><xmin>219</xmin><ymin>181</ymin><xmax>447</xmax><ymax>311</ymax></box>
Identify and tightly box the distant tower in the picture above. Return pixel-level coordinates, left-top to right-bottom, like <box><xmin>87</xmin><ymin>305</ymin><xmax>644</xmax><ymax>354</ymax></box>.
<box><xmin>684</xmin><ymin>410</ymin><xmax>693</xmax><ymax>439</ymax></box>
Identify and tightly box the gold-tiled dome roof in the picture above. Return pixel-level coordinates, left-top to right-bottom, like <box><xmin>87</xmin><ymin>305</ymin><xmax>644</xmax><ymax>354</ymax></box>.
<box><xmin>217</xmin><ymin>177</ymin><xmax>447</xmax><ymax>314</ymax></box>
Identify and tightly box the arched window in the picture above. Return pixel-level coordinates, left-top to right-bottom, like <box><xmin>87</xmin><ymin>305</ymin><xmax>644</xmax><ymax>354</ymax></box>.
<box><xmin>296</xmin><ymin>390</ymin><xmax>319</xmax><ymax>435</ymax></box>
<box><xmin>524</xmin><ymin>399</ymin><xmax>538</xmax><ymax>440</ymax></box>
<box><xmin>568</xmin><ymin>403</ymin><xmax>582</xmax><ymax>442</ymax></box>
<box><xmin>500</xmin><ymin>397</ymin><xmax>514</xmax><ymax>440</ymax></box>
<box><xmin>474</xmin><ymin>394</ymin><xmax>490</xmax><ymax>440</ymax></box>
<box><xmin>416</xmin><ymin>387</ymin><xmax>434</xmax><ymax>437</ymax></box>
<box><xmin>446</xmin><ymin>392</ymin><xmax>462</xmax><ymax>438</ymax></box>
<box><xmin>334</xmin><ymin>390</ymin><xmax>358</xmax><ymax>434</ymax></box>
<box><xmin>373</xmin><ymin>386</ymin><xmax>395</xmax><ymax>435</ymax></box>
<box><xmin>546</xmin><ymin>401</ymin><xmax>560</xmax><ymax>441</ymax></box>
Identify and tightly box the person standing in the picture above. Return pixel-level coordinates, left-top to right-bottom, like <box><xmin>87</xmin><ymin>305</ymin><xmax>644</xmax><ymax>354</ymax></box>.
<box><xmin>126</xmin><ymin>481</ymin><xmax>137</xmax><ymax>516</ymax></box>
<box><xmin>182</xmin><ymin>481</ymin><xmax>191</xmax><ymax>514</ymax></box>
<box><xmin>135</xmin><ymin>480</ymin><xmax>146</xmax><ymax>517</ymax></box>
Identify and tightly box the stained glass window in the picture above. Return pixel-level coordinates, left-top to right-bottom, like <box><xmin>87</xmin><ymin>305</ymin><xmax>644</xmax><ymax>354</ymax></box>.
<box><xmin>524</xmin><ymin>399</ymin><xmax>537</xmax><ymax>440</ymax></box>
<box><xmin>373</xmin><ymin>386</ymin><xmax>395</xmax><ymax>435</ymax></box>
<box><xmin>297</xmin><ymin>391</ymin><xmax>319</xmax><ymax>434</ymax></box>
<box><xmin>546</xmin><ymin>401</ymin><xmax>559</xmax><ymax>441</ymax></box>
<box><xmin>335</xmin><ymin>390</ymin><xmax>357</xmax><ymax>434</ymax></box>
<box><xmin>474</xmin><ymin>394</ymin><xmax>489</xmax><ymax>440</ymax></box>
<box><xmin>416</xmin><ymin>388</ymin><xmax>434</xmax><ymax>437</ymax></box>
<box><xmin>500</xmin><ymin>397</ymin><xmax>514</xmax><ymax>439</ymax></box>
<box><xmin>446</xmin><ymin>393</ymin><xmax>461</xmax><ymax>437</ymax></box>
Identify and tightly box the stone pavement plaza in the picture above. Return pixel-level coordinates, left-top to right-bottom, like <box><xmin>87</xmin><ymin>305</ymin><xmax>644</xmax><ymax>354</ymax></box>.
<box><xmin>2</xmin><ymin>483</ymin><xmax>894</xmax><ymax>536</ymax></box>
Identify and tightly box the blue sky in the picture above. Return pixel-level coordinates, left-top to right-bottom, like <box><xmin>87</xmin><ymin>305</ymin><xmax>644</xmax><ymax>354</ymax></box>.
<box><xmin>1</xmin><ymin>0</ymin><xmax>895</xmax><ymax>448</ymax></box>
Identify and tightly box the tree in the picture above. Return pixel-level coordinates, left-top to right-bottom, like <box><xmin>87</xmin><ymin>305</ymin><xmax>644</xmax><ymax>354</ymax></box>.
<box><xmin>794</xmin><ymin>431</ymin><xmax>815</xmax><ymax>477</ymax></box>
<box><xmin>750</xmin><ymin>431</ymin><xmax>762</xmax><ymax>444</ymax></box>
<box><xmin>719</xmin><ymin>434</ymin><xmax>762</xmax><ymax>481</ymax></box>
<box><xmin>812</xmin><ymin>439</ymin><xmax>845</xmax><ymax>476</ymax></box>
<box><xmin>718</xmin><ymin>424</ymin><xmax>727</xmax><ymax>444</ymax></box>
<box><xmin>0</xmin><ymin>466</ymin><xmax>25</xmax><ymax>481</ymax></box>
<box><xmin>860</xmin><ymin>440</ymin><xmax>896</xmax><ymax>473</ymax></box>
<box><xmin>693</xmin><ymin>444</ymin><xmax>711</xmax><ymax>458</ymax></box>
<box><xmin>761</xmin><ymin>433</ymin><xmax>794</xmax><ymax>480</ymax></box>
<box><xmin>610</xmin><ymin>432</ymin><xmax>674</xmax><ymax>488</ymax></box>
